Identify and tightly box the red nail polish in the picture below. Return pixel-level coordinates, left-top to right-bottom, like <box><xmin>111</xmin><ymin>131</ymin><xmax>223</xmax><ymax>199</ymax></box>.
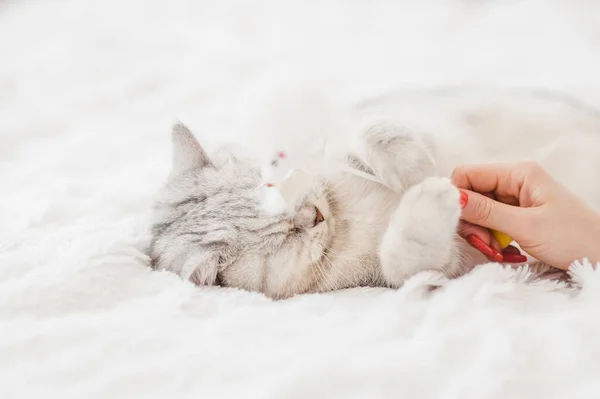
<box><xmin>466</xmin><ymin>234</ymin><xmax>504</xmax><ymax>262</ymax></box>
<box><xmin>502</xmin><ymin>253</ymin><xmax>528</xmax><ymax>263</ymax></box>
<box><xmin>459</xmin><ymin>191</ymin><xmax>468</xmax><ymax>209</ymax></box>
<box><xmin>490</xmin><ymin>249</ymin><xmax>504</xmax><ymax>263</ymax></box>
<box><xmin>277</xmin><ymin>151</ymin><xmax>286</xmax><ymax>159</ymax></box>
<box><xmin>466</xmin><ymin>234</ymin><xmax>492</xmax><ymax>256</ymax></box>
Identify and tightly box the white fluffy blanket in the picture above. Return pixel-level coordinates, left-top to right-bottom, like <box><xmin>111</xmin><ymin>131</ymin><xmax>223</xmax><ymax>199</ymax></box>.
<box><xmin>3</xmin><ymin>1</ymin><xmax>600</xmax><ymax>398</ymax></box>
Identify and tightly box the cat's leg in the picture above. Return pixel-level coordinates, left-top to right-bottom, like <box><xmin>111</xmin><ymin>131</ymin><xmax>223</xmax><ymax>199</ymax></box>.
<box><xmin>380</xmin><ymin>176</ymin><xmax>463</xmax><ymax>287</ymax></box>
<box><xmin>357</xmin><ymin>120</ymin><xmax>436</xmax><ymax>193</ymax></box>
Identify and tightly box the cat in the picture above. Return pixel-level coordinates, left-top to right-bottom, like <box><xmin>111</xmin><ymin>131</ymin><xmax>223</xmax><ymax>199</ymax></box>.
<box><xmin>149</xmin><ymin>121</ymin><xmax>471</xmax><ymax>299</ymax></box>
<box><xmin>148</xmin><ymin>88</ymin><xmax>600</xmax><ymax>299</ymax></box>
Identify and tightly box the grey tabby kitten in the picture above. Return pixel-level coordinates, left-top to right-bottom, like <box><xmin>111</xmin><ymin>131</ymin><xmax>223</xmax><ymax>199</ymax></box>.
<box><xmin>149</xmin><ymin>122</ymin><xmax>471</xmax><ymax>299</ymax></box>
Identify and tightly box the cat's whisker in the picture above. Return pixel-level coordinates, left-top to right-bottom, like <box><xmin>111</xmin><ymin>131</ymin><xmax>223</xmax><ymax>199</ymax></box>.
<box><xmin>315</xmin><ymin>260</ymin><xmax>337</xmax><ymax>292</ymax></box>
<box><xmin>321</xmin><ymin>252</ymin><xmax>358</xmax><ymax>289</ymax></box>
<box><xmin>323</xmin><ymin>245</ymin><xmax>366</xmax><ymax>263</ymax></box>
<box><xmin>313</xmin><ymin>259</ymin><xmax>335</xmax><ymax>293</ymax></box>
<box><xmin>323</xmin><ymin>248</ymin><xmax>374</xmax><ymax>287</ymax></box>
<box><xmin>322</xmin><ymin>174</ymin><xmax>354</xmax><ymax>197</ymax></box>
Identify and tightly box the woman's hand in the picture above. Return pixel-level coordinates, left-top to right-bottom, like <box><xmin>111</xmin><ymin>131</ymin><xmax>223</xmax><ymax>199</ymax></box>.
<box><xmin>451</xmin><ymin>161</ymin><xmax>600</xmax><ymax>270</ymax></box>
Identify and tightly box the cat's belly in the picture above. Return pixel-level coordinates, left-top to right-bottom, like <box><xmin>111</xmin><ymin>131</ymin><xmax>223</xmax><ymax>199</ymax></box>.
<box><xmin>317</xmin><ymin>175</ymin><xmax>402</xmax><ymax>290</ymax></box>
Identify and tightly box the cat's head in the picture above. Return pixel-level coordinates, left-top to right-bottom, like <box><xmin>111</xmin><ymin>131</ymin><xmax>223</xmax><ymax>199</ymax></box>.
<box><xmin>149</xmin><ymin>124</ymin><xmax>342</xmax><ymax>299</ymax></box>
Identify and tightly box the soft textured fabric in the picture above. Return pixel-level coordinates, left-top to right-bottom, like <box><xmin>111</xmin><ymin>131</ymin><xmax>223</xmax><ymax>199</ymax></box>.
<box><xmin>2</xmin><ymin>1</ymin><xmax>600</xmax><ymax>398</ymax></box>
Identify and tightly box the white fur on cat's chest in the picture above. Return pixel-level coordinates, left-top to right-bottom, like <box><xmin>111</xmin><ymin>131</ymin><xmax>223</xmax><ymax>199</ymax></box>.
<box><xmin>321</xmin><ymin>174</ymin><xmax>402</xmax><ymax>284</ymax></box>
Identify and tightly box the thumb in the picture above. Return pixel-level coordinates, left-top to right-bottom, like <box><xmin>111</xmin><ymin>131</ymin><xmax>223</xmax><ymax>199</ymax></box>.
<box><xmin>461</xmin><ymin>189</ymin><xmax>526</xmax><ymax>236</ymax></box>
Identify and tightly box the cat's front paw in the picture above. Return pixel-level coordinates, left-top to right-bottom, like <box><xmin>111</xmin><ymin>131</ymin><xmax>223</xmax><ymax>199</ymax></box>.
<box><xmin>360</xmin><ymin>120</ymin><xmax>435</xmax><ymax>193</ymax></box>
<box><xmin>400</xmin><ymin>176</ymin><xmax>461</xmax><ymax>232</ymax></box>
<box><xmin>380</xmin><ymin>177</ymin><xmax>462</xmax><ymax>287</ymax></box>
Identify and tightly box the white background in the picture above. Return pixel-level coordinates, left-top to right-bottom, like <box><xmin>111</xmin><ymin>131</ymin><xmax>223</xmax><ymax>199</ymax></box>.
<box><xmin>2</xmin><ymin>1</ymin><xmax>600</xmax><ymax>398</ymax></box>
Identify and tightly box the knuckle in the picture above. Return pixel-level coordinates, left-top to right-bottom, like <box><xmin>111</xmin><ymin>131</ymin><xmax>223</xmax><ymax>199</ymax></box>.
<box><xmin>450</xmin><ymin>165</ymin><xmax>466</xmax><ymax>185</ymax></box>
<box><xmin>474</xmin><ymin>197</ymin><xmax>493</xmax><ymax>222</ymax></box>
<box><xmin>450</xmin><ymin>166</ymin><xmax>461</xmax><ymax>178</ymax></box>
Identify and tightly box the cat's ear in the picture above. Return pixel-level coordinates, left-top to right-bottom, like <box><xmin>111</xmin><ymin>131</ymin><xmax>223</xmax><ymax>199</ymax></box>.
<box><xmin>171</xmin><ymin>123</ymin><xmax>212</xmax><ymax>173</ymax></box>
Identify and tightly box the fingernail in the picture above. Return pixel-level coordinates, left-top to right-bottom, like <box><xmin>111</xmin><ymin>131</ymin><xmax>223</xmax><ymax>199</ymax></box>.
<box><xmin>459</xmin><ymin>191</ymin><xmax>468</xmax><ymax>209</ymax></box>
<box><xmin>502</xmin><ymin>253</ymin><xmax>528</xmax><ymax>263</ymax></box>
<box><xmin>466</xmin><ymin>234</ymin><xmax>504</xmax><ymax>262</ymax></box>
<box><xmin>490</xmin><ymin>249</ymin><xmax>504</xmax><ymax>263</ymax></box>
<box><xmin>466</xmin><ymin>234</ymin><xmax>493</xmax><ymax>256</ymax></box>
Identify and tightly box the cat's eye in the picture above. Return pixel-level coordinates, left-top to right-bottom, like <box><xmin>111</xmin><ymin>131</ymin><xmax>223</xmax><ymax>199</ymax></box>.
<box><xmin>314</xmin><ymin>206</ymin><xmax>325</xmax><ymax>226</ymax></box>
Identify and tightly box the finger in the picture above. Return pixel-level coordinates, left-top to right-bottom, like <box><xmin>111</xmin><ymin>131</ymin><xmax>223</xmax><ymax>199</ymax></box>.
<box><xmin>452</xmin><ymin>161</ymin><xmax>552</xmax><ymax>208</ymax></box>
<box><xmin>451</xmin><ymin>162</ymin><xmax>531</xmax><ymax>205</ymax></box>
<box><xmin>451</xmin><ymin>162</ymin><xmax>518</xmax><ymax>194</ymax></box>
<box><xmin>460</xmin><ymin>189</ymin><xmax>527</xmax><ymax>237</ymax></box>
<box><xmin>462</xmin><ymin>194</ymin><xmax>502</xmax><ymax>252</ymax></box>
<box><xmin>458</xmin><ymin>221</ymin><xmax>502</xmax><ymax>252</ymax></box>
<box><xmin>482</xmin><ymin>191</ymin><xmax>517</xmax><ymax>210</ymax></box>
<box><xmin>495</xmin><ymin>193</ymin><xmax>520</xmax><ymax>207</ymax></box>
<box><xmin>489</xmin><ymin>237</ymin><xmax>502</xmax><ymax>252</ymax></box>
<box><xmin>465</xmin><ymin>234</ymin><xmax>503</xmax><ymax>262</ymax></box>
<box><xmin>458</xmin><ymin>220</ymin><xmax>491</xmax><ymax>242</ymax></box>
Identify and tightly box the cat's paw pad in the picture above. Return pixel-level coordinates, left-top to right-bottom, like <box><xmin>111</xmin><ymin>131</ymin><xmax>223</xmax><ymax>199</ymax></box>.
<box><xmin>398</xmin><ymin>177</ymin><xmax>461</xmax><ymax>231</ymax></box>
